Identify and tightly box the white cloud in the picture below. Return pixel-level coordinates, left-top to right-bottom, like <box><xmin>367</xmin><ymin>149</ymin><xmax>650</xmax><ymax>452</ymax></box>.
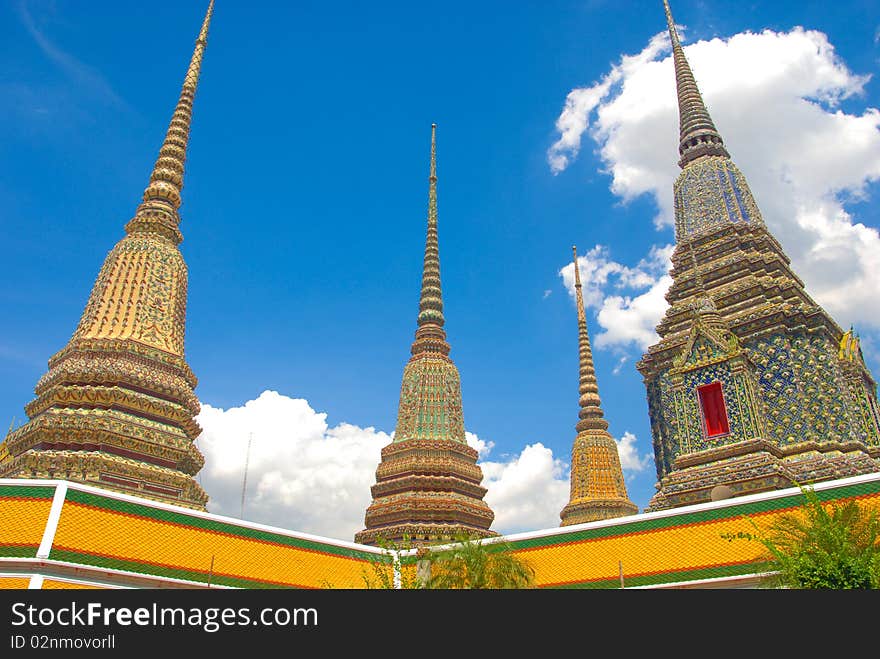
<box><xmin>548</xmin><ymin>32</ymin><xmax>672</xmax><ymax>175</ymax></box>
<box><xmin>195</xmin><ymin>390</ymin><xmax>390</xmax><ymax>542</ymax></box>
<box><xmin>560</xmin><ymin>244</ymin><xmax>673</xmax><ymax>350</ymax></box>
<box><xmin>480</xmin><ymin>443</ymin><xmax>570</xmax><ymax>535</ymax></box>
<box><xmin>550</xmin><ymin>27</ymin><xmax>880</xmax><ymax>339</ymax></box>
<box><xmin>18</xmin><ymin>2</ymin><xmax>126</xmax><ymax>109</ymax></box>
<box><xmin>196</xmin><ymin>392</ymin><xmax>652</xmax><ymax>541</ymax></box>
<box><xmin>594</xmin><ymin>274</ymin><xmax>673</xmax><ymax>350</ymax></box>
<box><xmin>616</xmin><ymin>431</ymin><xmax>652</xmax><ymax>472</ymax></box>
<box><xmin>478</xmin><ymin>434</ymin><xmax>651</xmax><ymax>534</ymax></box>
<box><xmin>465</xmin><ymin>431</ymin><xmax>494</xmax><ymax>458</ymax></box>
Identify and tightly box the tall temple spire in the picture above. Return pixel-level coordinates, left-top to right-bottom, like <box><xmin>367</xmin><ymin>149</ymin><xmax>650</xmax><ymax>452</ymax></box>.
<box><xmin>663</xmin><ymin>0</ymin><xmax>729</xmax><ymax>168</ymax></box>
<box><xmin>561</xmin><ymin>247</ymin><xmax>637</xmax><ymax>526</ymax></box>
<box><xmin>572</xmin><ymin>246</ymin><xmax>607</xmax><ymax>433</ymax></box>
<box><xmin>126</xmin><ymin>0</ymin><xmax>214</xmax><ymax>245</ymax></box>
<box><xmin>0</xmin><ymin>3</ymin><xmax>216</xmax><ymax>509</ymax></box>
<box><xmin>413</xmin><ymin>124</ymin><xmax>450</xmax><ymax>357</ymax></box>
<box><xmin>660</xmin><ymin>0</ymin><xmax>764</xmax><ymax>240</ymax></box>
<box><xmin>356</xmin><ymin>125</ymin><xmax>495</xmax><ymax>546</ymax></box>
<box><xmin>637</xmin><ymin>2</ymin><xmax>880</xmax><ymax>513</ymax></box>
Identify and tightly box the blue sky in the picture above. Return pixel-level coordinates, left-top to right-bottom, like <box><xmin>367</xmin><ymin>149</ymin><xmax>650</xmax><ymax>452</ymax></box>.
<box><xmin>2</xmin><ymin>0</ymin><xmax>879</xmax><ymax>540</ymax></box>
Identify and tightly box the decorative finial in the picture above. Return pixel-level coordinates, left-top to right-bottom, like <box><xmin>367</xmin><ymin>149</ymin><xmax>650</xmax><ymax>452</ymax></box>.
<box><xmin>125</xmin><ymin>0</ymin><xmax>215</xmax><ymax>244</ymax></box>
<box><xmin>663</xmin><ymin>0</ymin><xmax>680</xmax><ymax>47</ymax></box>
<box><xmin>839</xmin><ymin>326</ymin><xmax>863</xmax><ymax>363</ymax></box>
<box><xmin>429</xmin><ymin>123</ymin><xmax>437</xmax><ymax>183</ymax></box>
<box><xmin>571</xmin><ymin>246</ymin><xmax>608</xmax><ymax>432</ymax></box>
<box><xmin>412</xmin><ymin>124</ymin><xmax>449</xmax><ymax>356</ymax></box>
<box><xmin>661</xmin><ymin>0</ymin><xmax>730</xmax><ymax>168</ymax></box>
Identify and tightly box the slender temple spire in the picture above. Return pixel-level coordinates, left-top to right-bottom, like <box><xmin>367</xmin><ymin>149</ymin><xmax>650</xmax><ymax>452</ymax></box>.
<box><xmin>572</xmin><ymin>246</ymin><xmax>608</xmax><ymax>434</ymax></box>
<box><xmin>355</xmin><ymin>124</ymin><xmax>495</xmax><ymax>546</ymax></box>
<box><xmin>412</xmin><ymin>123</ymin><xmax>450</xmax><ymax>357</ymax></box>
<box><xmin>125</xmin><ymin>0</ymin><xmax>214</xmax><ymax>244</ymax></box>
<box><xmin>560</xmin><ymin>247</ymin><xmax>637</xmax><ymax>526</ymax></box>
<box><xmin>0</xmin><ymin>3</ymin><xmax>215</xmax><ymax>510</ymax></box>
<box><xmin>663</xmin><ymin>0</ymin><xmax>729</xmax><ymax>168</ymax></box>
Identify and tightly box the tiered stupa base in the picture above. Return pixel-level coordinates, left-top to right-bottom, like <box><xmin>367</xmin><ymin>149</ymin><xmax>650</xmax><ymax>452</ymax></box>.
<box><xmin>0</xmin><ymin>449</ymin><xmax>207</xmax><ymax>510</ymax></box>
<box><xmin>647</xmin><ymin>438</ymin><xmax>879</xmax><ymax>511</ymax></box>
<box><xmin>560</xmin><ymin>498</ymin><xmax>639</xmax><ymax>525</ymax></box>
<box><xmin>1</xmin><ymin>338</ymin><xmax>207</xmax><ymax>510</ymax></box>
<box><xmin>355</xmin><ymin>439</ymin><xmax>496</xmax><ymax>547</ymax></box>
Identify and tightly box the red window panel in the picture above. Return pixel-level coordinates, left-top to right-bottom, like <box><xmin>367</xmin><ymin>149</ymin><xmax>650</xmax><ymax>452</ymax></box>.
<box><xmin>697</xmin><ymin>382</ymin><xmax>730</xmax><ymax>437</ymax></box>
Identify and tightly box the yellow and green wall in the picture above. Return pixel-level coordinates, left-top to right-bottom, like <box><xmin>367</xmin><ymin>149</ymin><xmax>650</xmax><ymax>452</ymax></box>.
<box><xmin>2</xmin><ymin>474</ymin><xmax>879</xmax><ymax>589</ymax></box>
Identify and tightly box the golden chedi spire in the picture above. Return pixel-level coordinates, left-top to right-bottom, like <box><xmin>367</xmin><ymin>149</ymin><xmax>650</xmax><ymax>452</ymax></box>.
<box><xmin>356</xmin><ymin>125</ymin><xmax>496</xmax><ymax>547</ymax></box>
<box><xmin>126</xmin><ymin>0</ymin><xmax>213</xmax><ymax>244</ymax></box>
<box><xmin>0</xmin><ymin>2</ymin><xmax>215</xmax><ymax>509</ymax></box>
<box><xmin>561</xmin><ymin>246</ymin><xmax>638</xmax><ymax>526</ymax></box>
<box><xmin>412</xmin><ymin>123</ymin><xmax>451</xmax><ymax>358</ymax></box>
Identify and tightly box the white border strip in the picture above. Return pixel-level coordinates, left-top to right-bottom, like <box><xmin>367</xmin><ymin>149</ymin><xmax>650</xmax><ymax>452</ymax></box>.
<box><xmin>488</xmin><ymin>471</ymin><xmax>880</xmax><ymax>547</ymax></box>
<box><xmin>0</xmin><ymin>478</ymin><xmax>387</xmax><ymax>556</ymax></box>
<box><xmin>394</xmin><ymin>471</ymin><xmax>880</xmax><ymax>556</ymax></box>
<box><xmin>27</xmin><ymin>574</ymin><xmax>43</xmax><ymax>589</ymax></box>
<box><xmin>0</xmin><ymin>572</ymin><xmax>35</xmax><ymax>583</ymax></box>
<box><xmin>1</xmin><ymin>571</ymin><xmax>123</xmax><ymax>590</ymax></box>
<box><xmin>0</xmin><ymin>558</ymin><xmax>229</xmax><ymax>590</ymax></box>
<box><xmin>35</xmin><ymin>574</ymin><xmax>127</xmax><ymax>590</ymax></box>
<box><xmin>3</xmin><ymin>472</ymin><xmax>878</xmax><ymax>559</ymax></box>
<box><xmin>36</xmin><ymin>482</ymin><xmax>67</xmax><ymax>559</ymax></box>
<box><xmin>626</xmin><ymin>572</ymin><xmax>774</xmax><ymax>590</ymax></box>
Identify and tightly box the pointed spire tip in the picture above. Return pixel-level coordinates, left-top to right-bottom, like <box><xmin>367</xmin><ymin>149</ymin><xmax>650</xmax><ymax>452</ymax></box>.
<box><xmin>413</xmin><ymin>122</ymin><xmax>447</xmax><ymax>353</ymax></box>
<box><xmin>663</xmin><ymin>0</ymin><xmax>729</xmax><ymax>167</ymax></box>
<box><xmin>663</xmin><ymin>0</ymin><xmax>680</xmax><ymax>47</ymax></box>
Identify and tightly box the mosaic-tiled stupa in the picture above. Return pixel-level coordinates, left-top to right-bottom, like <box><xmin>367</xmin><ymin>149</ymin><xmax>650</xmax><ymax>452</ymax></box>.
<box><xmin>637</xmin><ymin>1</ymin><xmax>880</xmax><ymax>511</ymax></box>
<box><xmin>355</xmin><ymin>125</ymin><xmax>496</xmax><ymax>546</ymax></box>
<box><xmin>560</xmin><ymin>246</ymin><xmax>638</xmax><ymax>525</ymax></box>
<box><xmin>0</xmin><ymin>2</ymin><xmax>215</xmax><ymax>509</ymax></box>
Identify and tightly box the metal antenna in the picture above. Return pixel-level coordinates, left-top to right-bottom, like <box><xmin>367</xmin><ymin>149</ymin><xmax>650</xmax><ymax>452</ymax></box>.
<box><xmin>240</xmin><ymin>432</ymin><xmax>253</xmax><ymax>519</ymax></box>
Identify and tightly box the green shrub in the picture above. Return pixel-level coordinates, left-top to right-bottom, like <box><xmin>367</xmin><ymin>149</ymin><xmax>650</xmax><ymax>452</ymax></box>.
<box><xmin>725</xmin><ymin>485</ymin><xmax>880</xmax><ymax>589</ymax></box>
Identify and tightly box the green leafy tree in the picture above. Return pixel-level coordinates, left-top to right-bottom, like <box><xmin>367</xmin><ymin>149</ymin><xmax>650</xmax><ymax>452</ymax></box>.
<box><xmin>360</xmin><ymin>536</ymin><xmax>424</xmax><ymax>589</ymax></box>
<box><xmin>725</xmin><ymin>485</ymin><xmax>880</xmax><ymax>589</ymax></box>
<box><xmin>421</xmin><ymin>535</ymin><xmax>535</xmax><ymax>589</ymax></box>
<box><xmin>337</xmin><ymin>534</ymin><xmax>535</xmax><ymax>589</ymax></box>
